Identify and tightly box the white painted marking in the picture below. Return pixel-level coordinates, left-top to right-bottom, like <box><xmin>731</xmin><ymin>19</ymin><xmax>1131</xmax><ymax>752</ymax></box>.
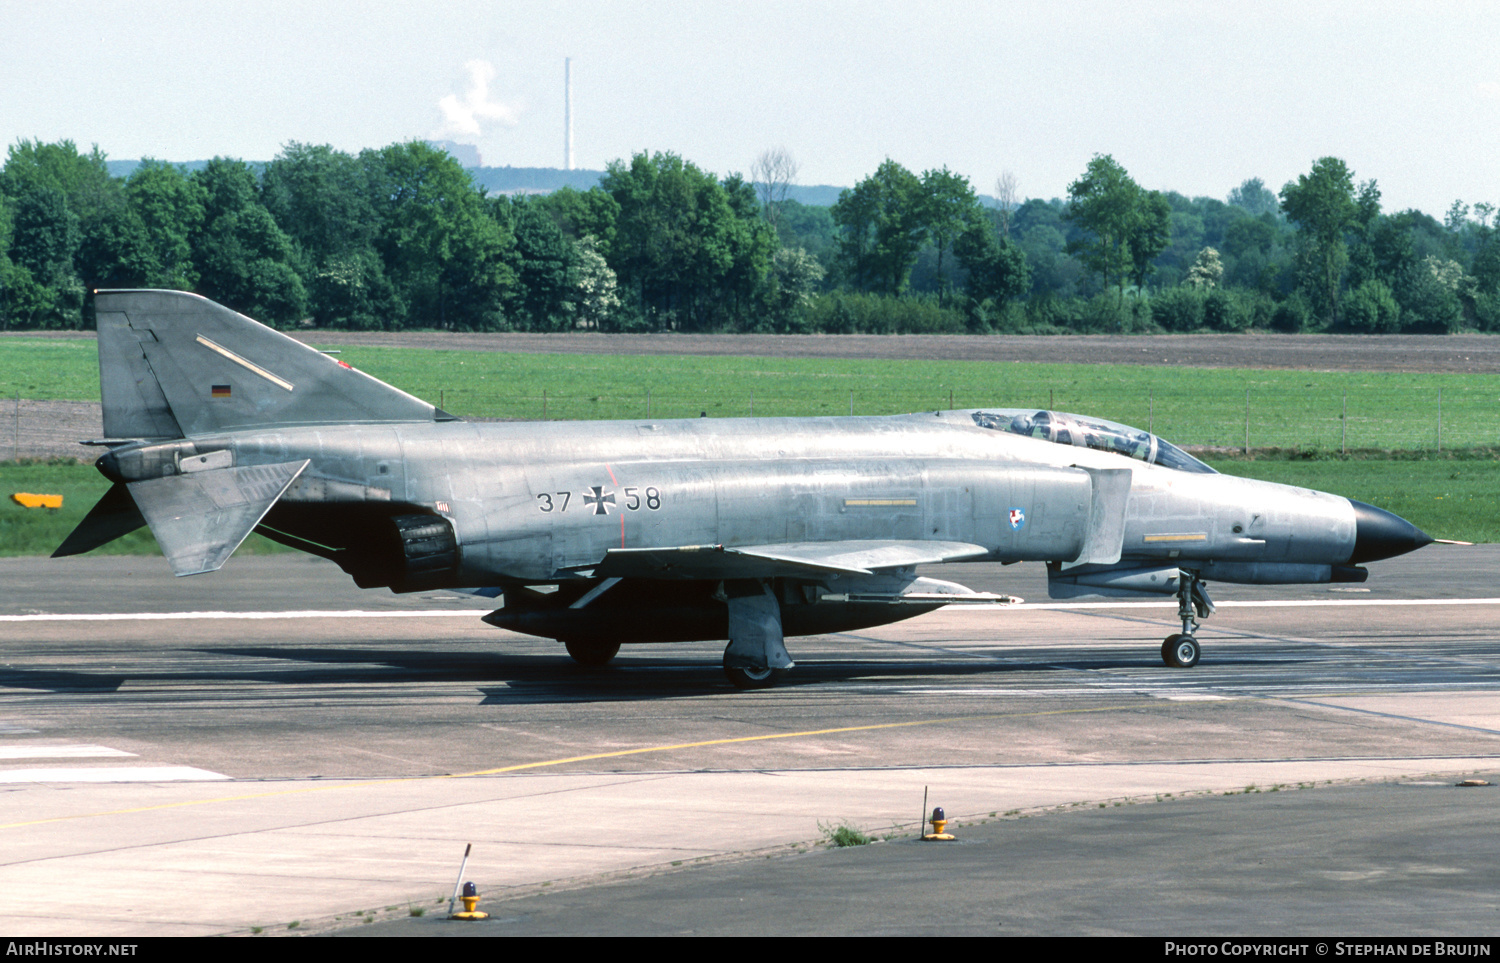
<box><xmin>854</xmin><ymin>687</ymin><xmax>1066</xmax><ymax>697</ymax></box>
<box><xmin>1151</xmin><ymin>692</ymin><xmax>1232</xmax><ymax>701</ymax></box>
<box><xmin>0</xmin><ymin>745</ymin><xmax>135</xmax><ymax>760</ymax></box>
<box><xmin>1217</xmin><ymin>598</ymin><xmax>1500</xmax><ymax>607</ymax></box>
<box><xmin>1016</xmin><ymin>598</ymin><xmax>1500</xmax><ymax>611</ymax></box>
<box><xmin>0</xmin><ymin>766</ymin><xmax>229</xmax><ymax>783</ymax></box>
<box><xmin>0</xmin><ymin>610</ymin><xmax>488</xmax><ymax>622</ymax></box>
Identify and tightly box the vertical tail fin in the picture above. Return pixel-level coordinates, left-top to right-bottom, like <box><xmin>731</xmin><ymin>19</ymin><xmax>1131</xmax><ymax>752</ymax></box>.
<box><xmin>95</xmin><ymin>289</ymin><xmax>453</xmax><ymax>438</ymax></box>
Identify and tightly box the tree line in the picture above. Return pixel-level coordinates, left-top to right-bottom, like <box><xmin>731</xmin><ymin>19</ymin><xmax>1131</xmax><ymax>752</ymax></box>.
<box><xmin>1</xmin><ymin>138</ymin><xmax>1496</xmax><ymax>335</ymax></box>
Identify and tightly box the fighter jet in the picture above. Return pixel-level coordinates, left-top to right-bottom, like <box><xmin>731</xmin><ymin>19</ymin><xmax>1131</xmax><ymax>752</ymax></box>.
<box><xmin>55</xmin><ymin>290</ymin><xmax>1433</xmax><ymax>687</ymax></box>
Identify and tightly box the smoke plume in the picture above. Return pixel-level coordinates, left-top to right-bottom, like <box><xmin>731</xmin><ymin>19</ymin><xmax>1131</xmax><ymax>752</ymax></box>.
<box><xmin>432</xmin><ymin>60</ymin><xmax>522</xmax><ymax>140</ymax></box>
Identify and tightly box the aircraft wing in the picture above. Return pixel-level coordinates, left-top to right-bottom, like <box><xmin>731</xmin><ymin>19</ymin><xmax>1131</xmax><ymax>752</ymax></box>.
<box><xmin>590</xmin><ymin>539</ymin><xmax>990</xmax><ymax>580</ymax></box>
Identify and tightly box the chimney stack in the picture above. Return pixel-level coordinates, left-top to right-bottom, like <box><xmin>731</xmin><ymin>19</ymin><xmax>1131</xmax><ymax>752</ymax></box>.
<box><xmin>564</xmin><ymin>57</ymin><xmax>574</xmax><ymax>171</ymax></box>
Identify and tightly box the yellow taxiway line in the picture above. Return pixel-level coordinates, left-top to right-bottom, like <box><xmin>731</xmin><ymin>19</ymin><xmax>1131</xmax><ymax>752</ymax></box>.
<box><xmin>0</xmin><ymin>703</ymin><xmax>1142</xmax><ymax>830</ymax></box>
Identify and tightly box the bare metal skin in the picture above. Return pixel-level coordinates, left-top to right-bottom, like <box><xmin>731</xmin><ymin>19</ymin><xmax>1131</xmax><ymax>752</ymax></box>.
<box><xmin>56</xmin><ymin>291</ymin><xmax>1431</xmax><ymax>687</ymax></box>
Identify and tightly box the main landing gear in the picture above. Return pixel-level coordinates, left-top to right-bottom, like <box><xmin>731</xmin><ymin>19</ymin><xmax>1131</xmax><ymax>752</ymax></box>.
<box><xmin>721</xmin><ymin>580</ymin><xmax>794</xmax><ymax>690</ymax></box>
<box><xmin>1162</xmin><ymin>572</ymin><xmax>1215</xmax><ymax>669</ymax></box>
<box><xmin>723</xmin><ymin>660</ymin><xmax>782</xmax><ymax>690</ymax></box>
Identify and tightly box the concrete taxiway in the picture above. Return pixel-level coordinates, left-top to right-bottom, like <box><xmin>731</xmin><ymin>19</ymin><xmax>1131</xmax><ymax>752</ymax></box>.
<box><xmin>2</xmin><ymin>548</ymin><xmax>1499</xmax><ymax>936</ymax></box>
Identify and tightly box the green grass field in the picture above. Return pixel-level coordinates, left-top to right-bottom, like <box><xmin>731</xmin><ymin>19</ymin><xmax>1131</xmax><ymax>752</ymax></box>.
<box><xmin>324</xmin><ymin>345</ymin><xmax>1496</xmax><ymax>454</ymax></box>
<box><xmin>0</xmin><ymin>339</ymin><xmax>99</xmax><ymax>401</ymax></box>
<box><xmin>1</xmin><ymin>337</ymin><xmax>1495</xmax><ymax>452</ymax></box>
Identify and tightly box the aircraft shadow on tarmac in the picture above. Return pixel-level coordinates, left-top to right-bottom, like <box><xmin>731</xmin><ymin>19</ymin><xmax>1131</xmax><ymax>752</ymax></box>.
<box><xmin>60</xmin><ymin>643</ymin><xmax>1299</xmax><ymax>701</ymax></box>
<box><xmin>0</xmin><ymin>642</ymin><xmax>1314</xmax><ymax>702</ymax></box>
<box><xmin>0</xmin><ymin>669</ymin><xmax>128</xmax><ymax>693</ymax></box>
<box><xmin>0</xmin><ymin>643</ymin><xmax>1312</xmax><ymax>698</ymax></box>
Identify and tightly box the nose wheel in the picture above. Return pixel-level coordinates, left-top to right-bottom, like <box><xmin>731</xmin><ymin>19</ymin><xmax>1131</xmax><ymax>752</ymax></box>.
<box><xmin>1162</xmin><ymin>572</ymin><xmax>1214</xmax><ymax>668</ymax></box>
<box><xmin>1161</xmin><ymin>634</ymin><xmax>1201</xmax><ymax>668</ymax></box>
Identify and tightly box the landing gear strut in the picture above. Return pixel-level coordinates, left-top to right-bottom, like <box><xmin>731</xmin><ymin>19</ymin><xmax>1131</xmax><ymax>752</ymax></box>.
<box><xmin>721</xmin><ymin>579</ymin><xmax>794</xmax><ymax>689</ymax></box>
<box><xmin>1162</xmin><ymin>571</ymin><xmax>1214</xmax><ymax>668</ymax></box>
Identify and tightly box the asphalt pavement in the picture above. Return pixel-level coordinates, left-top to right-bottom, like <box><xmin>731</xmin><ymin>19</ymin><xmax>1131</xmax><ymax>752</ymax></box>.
<box><xmin>1</xmin><ymin>548</ymin><xmax>1498</xmax><ymax>936</ymax></box>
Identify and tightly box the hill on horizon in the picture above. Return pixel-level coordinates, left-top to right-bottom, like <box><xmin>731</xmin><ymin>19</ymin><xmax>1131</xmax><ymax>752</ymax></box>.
<box><xmin>102</xmin><ymin>157</ymin><xmax>854</xmax><ymax>206</ymax></box>
<box><xmin>101</xmin><ymin>157</ymin><xmax>1014</xmax><ymax>209</ymax></box>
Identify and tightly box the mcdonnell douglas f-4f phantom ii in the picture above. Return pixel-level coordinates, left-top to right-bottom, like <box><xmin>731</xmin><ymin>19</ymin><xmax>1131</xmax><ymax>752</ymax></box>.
<box><xmin>55</xmin><ymin>290</ymin><xmax>1433</xmax><ymax>687</ymax></box>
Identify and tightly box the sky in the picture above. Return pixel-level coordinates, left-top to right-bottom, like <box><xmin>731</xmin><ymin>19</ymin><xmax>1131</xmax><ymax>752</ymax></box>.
<box><xmin>4</xmin><ymin>0</ymin><xmax>1497</xmax><ymax>216</ymax></box>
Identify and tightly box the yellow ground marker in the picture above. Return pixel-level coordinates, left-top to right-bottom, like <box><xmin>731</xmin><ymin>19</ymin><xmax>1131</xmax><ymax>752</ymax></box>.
<box><xmin>12</xmin><ymin>493</ymin><xmax>62</xmax><ymax>509</ymax></box>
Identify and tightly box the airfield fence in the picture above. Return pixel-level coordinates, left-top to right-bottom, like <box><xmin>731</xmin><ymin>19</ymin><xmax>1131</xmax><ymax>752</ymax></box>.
<box><xmin>438</xmin><ymin>379</ymin><xmax>1494</xmax><ymax>455</ymax></box>
<box><xmin>1143</xmin><ymin>385</ymin><xmax>1465</xmax><ymax>454</ymax></box>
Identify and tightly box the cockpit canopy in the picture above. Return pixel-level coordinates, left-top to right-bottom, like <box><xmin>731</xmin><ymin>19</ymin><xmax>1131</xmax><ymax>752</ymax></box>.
<box><xmin>971</xmin><ymin>409</ymin><xmax>1216</xmax><ymax>474</ymax></box>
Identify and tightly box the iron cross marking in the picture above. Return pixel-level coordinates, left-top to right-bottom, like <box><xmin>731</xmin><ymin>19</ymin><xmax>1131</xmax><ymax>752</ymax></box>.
<box><xmin>583</xmin><ymin>486</ymin><xmax>616</xmax><ymax>515</ymax></box>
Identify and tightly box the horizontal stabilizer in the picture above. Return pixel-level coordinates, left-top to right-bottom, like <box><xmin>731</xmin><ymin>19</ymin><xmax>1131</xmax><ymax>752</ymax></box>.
<box><xmin>126</xmin><ymin>460</ymin><xmax>309</xmax><ymax>576</ymax></box>
<box><xmin>593</xmin><ymin>540</ymin><xmax>989</xmax><ymax>580</ymax></box>
<box><xmin>52</xmin><ymin>483</ymin><xmax>147</xmax><ymax>558</ymax></box>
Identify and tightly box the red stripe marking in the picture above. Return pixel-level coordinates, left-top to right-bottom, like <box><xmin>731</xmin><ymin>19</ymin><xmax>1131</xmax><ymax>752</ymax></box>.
<box><xmin>607</xmin><ymin>464</ymin><xmax>622</xmax><ymax>545</ymax></box>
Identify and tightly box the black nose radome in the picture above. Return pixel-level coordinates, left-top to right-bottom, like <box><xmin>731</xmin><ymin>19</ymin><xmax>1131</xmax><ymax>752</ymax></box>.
<box><xmin>1348</xmin><ymin>500</ymin><xmax>1434</xmax><ymax>564</ymax></box>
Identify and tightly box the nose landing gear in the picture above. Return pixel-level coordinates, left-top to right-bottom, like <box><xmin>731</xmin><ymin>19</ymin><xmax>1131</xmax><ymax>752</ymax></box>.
<box><xmin>1161</xmin><ymin>633</ymin><xmax>1201</xmax><ymax>668</ymax></box>
<box><xmin>1162</xmin><ymin>572</ymin><xmax>1214</xmax><ymax>668</ymax></box>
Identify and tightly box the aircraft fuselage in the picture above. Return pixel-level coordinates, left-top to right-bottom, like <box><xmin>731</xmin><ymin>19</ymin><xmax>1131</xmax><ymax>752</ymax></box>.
<box><xmin>100</xmin><ymin>410</ymin><xmax>1370</xmax><ymax>590</ymax></box>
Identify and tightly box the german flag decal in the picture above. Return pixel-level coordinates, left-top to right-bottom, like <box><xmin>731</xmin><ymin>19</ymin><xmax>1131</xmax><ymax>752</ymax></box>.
<box><xmin>211</xmin><ymin>384</ymin><xmax>231</xmax><ymax>398</ymax></box>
